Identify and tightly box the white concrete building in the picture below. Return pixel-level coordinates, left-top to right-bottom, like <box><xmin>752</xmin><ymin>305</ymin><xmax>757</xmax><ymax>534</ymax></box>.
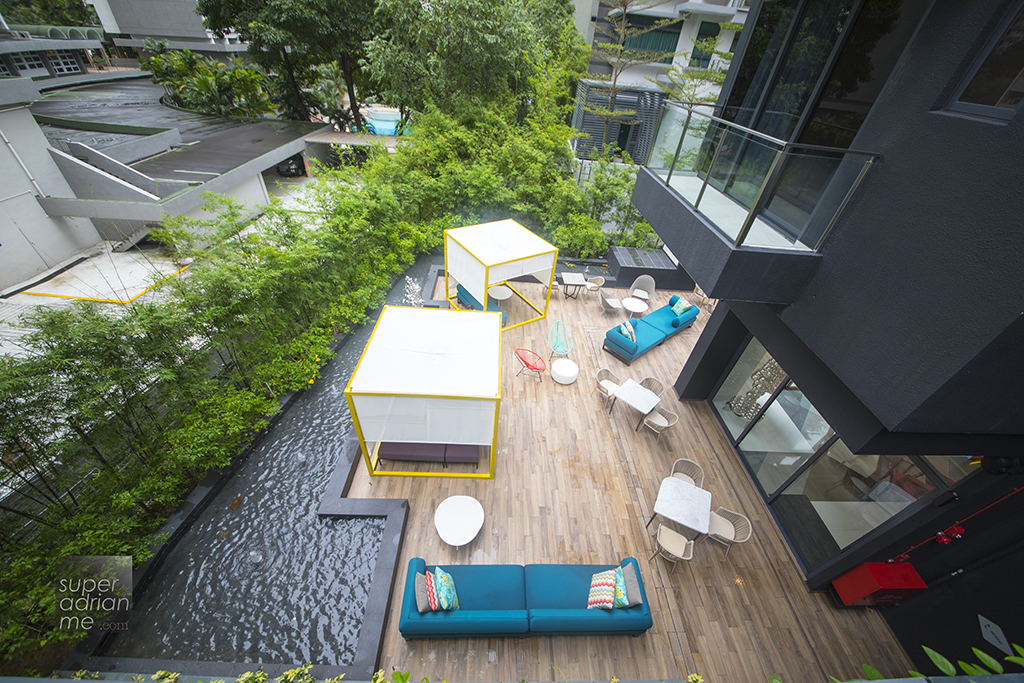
<box><xmin>85</xmin><ymin>0</ymin><xmax>245</xmax><ymax>56</ymax></box>
<box><xmin>0</xmin><ymin>78</ymin><xmax>105</xmax><ymax>290</ymax></box>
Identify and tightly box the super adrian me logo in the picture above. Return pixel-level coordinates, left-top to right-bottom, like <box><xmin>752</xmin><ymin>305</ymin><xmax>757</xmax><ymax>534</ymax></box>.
<box><xmin>55</xmin><ymin>556</ymin><xmax>132</xmax><ymax>632</ymax></box>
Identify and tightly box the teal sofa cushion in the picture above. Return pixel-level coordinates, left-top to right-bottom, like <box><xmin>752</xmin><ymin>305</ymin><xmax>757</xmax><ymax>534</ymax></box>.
<box><xmin>643</xmin><ymin>297</ymin><xmax>699</xmax><ymax>336</ymax></box>
<box><xmin>524</xmin><ymin>558</ymin><xmax>652</xmax><ymax>634</ymax></box>
<box><xmin>398</xmin><ymin>558</ymin><xmax>529</xmax><ymax>638</ymax></box>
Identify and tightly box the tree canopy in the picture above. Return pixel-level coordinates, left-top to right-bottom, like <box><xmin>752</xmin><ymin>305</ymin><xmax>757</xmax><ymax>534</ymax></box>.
<box><xmin>195</xmin><ymin>0</ymin><xmax>378</xmax><ymax>123</ymax></box>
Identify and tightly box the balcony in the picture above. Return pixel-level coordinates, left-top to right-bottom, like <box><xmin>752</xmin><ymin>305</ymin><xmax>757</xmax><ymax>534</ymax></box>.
<box><xmin>634</xmin><ymin>102</ymin><xmax>878</xmax><ymax>303</ymax></box>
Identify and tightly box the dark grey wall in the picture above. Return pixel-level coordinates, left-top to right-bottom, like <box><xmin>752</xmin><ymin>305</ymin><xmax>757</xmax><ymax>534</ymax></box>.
<box><xmin>775</xmin><ymin>0</ymin><xmax>1024</xmax><ymax>435</ymax></box>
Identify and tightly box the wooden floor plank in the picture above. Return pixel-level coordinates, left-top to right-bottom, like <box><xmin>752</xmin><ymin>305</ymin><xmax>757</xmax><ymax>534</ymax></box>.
<box><xmin>347</xmin><ymin>282</ymin><xmax>912</xmax><ymax>683</ymax></box>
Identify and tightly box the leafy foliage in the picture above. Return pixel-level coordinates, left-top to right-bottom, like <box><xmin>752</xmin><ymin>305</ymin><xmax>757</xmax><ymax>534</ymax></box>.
<box><xmin>555</xmin><ymin>213</ymin><xmax>607</xmax><ymax>259</ymax></box>
<box><xmin>141</xmin><ymin>51</ymin><xmax>272</xmax><ymax>118</ymax></box>
<box><xmin>196</xmin><ymin>0</ymin><xmax>378</xmax><ymax>123</ymax></box>
<box><xmin>655</xmin><ymin>23</ymin><xmax>741</xmax><ymax>105</ymax></box>
<box><xmin>0</xmin><ymin>0</ymin><xmax>97</xmax><ymax>26</ymax></box>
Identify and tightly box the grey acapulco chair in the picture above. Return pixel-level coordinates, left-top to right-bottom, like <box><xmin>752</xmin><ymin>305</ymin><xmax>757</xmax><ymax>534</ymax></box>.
<box><xmin>669</xmin><ymin>458</ymin><xmax>704</xmax><ymax>488</ymax></box>
<box><xmin>702</xmin><ymin>506</ymin><xmax>753</xmax><ymax>558</ymax></box>
<box><xmin>648</xmin><ymin>524</ymin><xmax>694</xmax><ymax>574</ymax></box>
<box><xmin>600</xmin><ymin>290</ymin><xmax>622</xmax><ymax>314</ymax></box>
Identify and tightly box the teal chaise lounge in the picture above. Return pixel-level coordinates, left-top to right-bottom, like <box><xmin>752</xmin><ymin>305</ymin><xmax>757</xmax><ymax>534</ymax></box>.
<box><xmin>603</xmin><ymin>295</ymin><xmax>699</xmax><ymax>365</ymax></box>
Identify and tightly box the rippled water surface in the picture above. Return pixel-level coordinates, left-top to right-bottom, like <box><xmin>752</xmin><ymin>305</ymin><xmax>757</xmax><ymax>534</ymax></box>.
<box><xmin>106</xmin><ymin>256</ymin><xmax>440</xmax><ymax>665</ymax></box>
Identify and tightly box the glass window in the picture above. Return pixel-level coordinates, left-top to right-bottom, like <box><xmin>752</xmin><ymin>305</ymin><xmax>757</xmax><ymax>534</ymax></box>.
<box><xmin>800</xmin><ymin>0</ymin><xmax>932</xmax><ymax>148</ymax></box>
<box><xmin>722</xmin><ymin>0</ymin><xmax>801</xmax><ymax>128</ymax></box>
<box><xmin>712</xmin><ymin>338</ymin><xmax>786</xmax><ymax>440</ymax></box>
<box><xmin>48</xmin><ymin>50</ymin><xmax>81</xmax><ymax>75</ymax></box>
<box><xmin>923</xmin><ymin>456</ymin><xmax>977</xmax><ymax>485</ymax></box>
<box><xmin>10</xmin><ymin>52</ymin><xmax>48</xmax><ymax>76</ymax></box>
<box><xmin>755</xmin><ymin>0</ymin><xmax>855</xmax><ymax>140</ymax></box>
<box><xmin>624</xmin><ymin>15</ymin><xmax>682</xmax><ymax>64</ymax></box>
<box><xmin>771</xmin><ymin>443</ymin><xmax>934</xmax><ymax>569</ymax></box>
<box><xmin>949</xmin><ymin>1</ymin><xmax>1024</xmax><ymax>119</ymax></box>
<box><xmin>690</xmin><ymin>21</ymin><xmax>721</xmax><ymax>69</ymax></box>
<box><xmin>737</xmin><ymin>380</ymin><xmax>835</xmax><ymax>496</ymax></box>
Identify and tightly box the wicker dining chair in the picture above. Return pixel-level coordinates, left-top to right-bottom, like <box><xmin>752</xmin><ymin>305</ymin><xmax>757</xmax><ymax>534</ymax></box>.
<box><xmin>670</xmin><ymin>458</ymin><xmax>704</xmax><ymax>488</ymax></box>
<box><xmin>639</xmin><ymin>376</ymin><xmax>665</xmax><ymax>397</ymax></box>
<box><xmin>642</xmin><ymin>406</ymin><xmax>679</xmax><ymax>443</ymax></box>
<box><xmin>584</xmin><ymin>276</ymin><xmax>605</xmax><ymax>298</ymax></box>
<box><xmin>648</xmin><ymin>524</ymin><xmax>693</xmax><ymax>574</ymax></box>
<box><xmin>702</xmin><ymin>506</ymin><xmax>753</xmax><ymax>558</ymax></box>
<box><xmin>593</xmin><ymin>367</ymin><xmax>621</xmax><ymax>405</ymax></box>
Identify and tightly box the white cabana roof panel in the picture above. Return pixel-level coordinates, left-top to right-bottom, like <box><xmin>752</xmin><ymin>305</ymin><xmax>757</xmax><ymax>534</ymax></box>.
<box><xmin>348</xmin><ymin>306</ymin><xmax>501</xmax><ymax>398</ymax></box>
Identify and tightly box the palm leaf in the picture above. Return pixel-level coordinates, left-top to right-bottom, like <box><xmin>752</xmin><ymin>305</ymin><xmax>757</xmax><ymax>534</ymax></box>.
<box><xmin>923</xmin><ymin>646</ymin><xmax>956</xmax><ymax>676</ymax></box>
<box><xmin>974</xmin><ymin>647</ymin><xmax>1003</xmax><ymax>674</ymax></box>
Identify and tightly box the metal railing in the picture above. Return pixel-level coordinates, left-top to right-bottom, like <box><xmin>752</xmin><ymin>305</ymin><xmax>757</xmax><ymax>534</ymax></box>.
<box><xmin>646</xmin><ymin>102</ymin><xmax>879</xmax><ymax>251</ymax></box>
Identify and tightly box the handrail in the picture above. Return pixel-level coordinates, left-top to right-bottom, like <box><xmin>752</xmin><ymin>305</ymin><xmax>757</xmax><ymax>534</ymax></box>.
<box><xmin>662</xmin><ymin>100</ymin><xmax>788</xmax><ymax>146</ymax></box>
<box><xmin>663</xmin><ymin>101</ymin><xmax>881</xmax><ymax>159</ymax></box>
<box><xmin>649</xmin><ymin>103</ymin><xmax>882</xmax><ymax>252</ymax></box>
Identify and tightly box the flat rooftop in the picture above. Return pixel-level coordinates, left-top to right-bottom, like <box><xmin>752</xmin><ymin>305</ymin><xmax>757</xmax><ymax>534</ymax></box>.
<box><xmin>31</xmin><ymin>79</ymin><xmax>325</xmax><ymax>180</ymax></box>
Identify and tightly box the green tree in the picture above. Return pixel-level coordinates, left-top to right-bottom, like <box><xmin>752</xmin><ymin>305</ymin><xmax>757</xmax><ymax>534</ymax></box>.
<box><xmin>587</xmin><ymin>0</ymin><xmax>680</xmax><ymax>151</ymax></box>
<box><xmin>365</xmin><ymin>0</ymin><xmax>537</xmax><ymax>119</ymax></box>
<box><xmin>0</xmin><ymin>0</ymin><xmax>98</xmax><ymax>26</ymax></box>
<box><xmin>655</xmin><ymin>23</ymin><xmax>740</xmax><ymax>105</ymax></box>
<box><xmin>142</xmin><ymin>51</ymin><xmax>272</xmax><ymax>118</ymax></box>
<box><xmin>196</xmin><ymin>0</ymin><xmax>377</xmax><ymax>125</ymax></box>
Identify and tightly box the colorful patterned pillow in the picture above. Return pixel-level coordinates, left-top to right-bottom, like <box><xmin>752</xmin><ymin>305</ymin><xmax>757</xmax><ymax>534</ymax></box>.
<box><xmin>422</xmin><ymin>570</ymin><xmax>440</xmax><ymax>611</ymax></box>
<box><xmin>433</xmin><ymin>567</ymin><xmax>460</xmax><ymax>611</ymax></box>
<box><xmin>613</xmin><ymin>566</ymin><xmax>629</xmax><ymax>608</ymax></box>
<box><xmin>671</xmin><ymin>299</ymin><xmax>692</xmax><ymax>316</ymax></box>
<box><xmin>619</xmin><ymin>320</ymin><xmax>636</xmax><ymax>343</ymax></box>
<box><xmin>587</xmin><ymin>569</ymin><xmax>617</xmax><ymax>609</ymax></box>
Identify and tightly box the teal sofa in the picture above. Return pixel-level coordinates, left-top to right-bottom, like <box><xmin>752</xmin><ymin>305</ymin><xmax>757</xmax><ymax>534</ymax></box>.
<box><xmin>603</xmin><ymin>295</ymin><xmax>698</xmax><ymax>365</ymax></box>
<box><xmin>456</xmin><ymin>283</ymin><xmax>506</xmax><ymax>325</ymax></box>
<box><xmin>398</xmin><ymin>557</ymin><xmax>652</xmax><ymax>638</ymax></box>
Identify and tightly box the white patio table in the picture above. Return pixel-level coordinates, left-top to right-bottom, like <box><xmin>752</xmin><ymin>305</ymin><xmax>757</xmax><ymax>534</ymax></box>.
<box><xmin>646</xmin><ymin>476</ymin><xmax>712</xmax><ymax>536</ymax></box>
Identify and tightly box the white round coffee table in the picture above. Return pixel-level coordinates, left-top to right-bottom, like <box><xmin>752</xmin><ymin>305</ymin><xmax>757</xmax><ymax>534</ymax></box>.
<box><xmin>488</xmin><ymin>285</ymin><xmax>513</xmax><ymax>301</ymax></box>
<box><xmin>623</xmin><ymin>297</ymin><xmax>649</xmax><ymax>317</ymax></box>
<box><xmin>551</xmin><ymin>358</ymin><xmax>579</xmax><ymax>385</ymax></box>
<box><xmin>434</xmin><ymin>495</ymin><xmax>485</xmax><ymax>547</ymax></box>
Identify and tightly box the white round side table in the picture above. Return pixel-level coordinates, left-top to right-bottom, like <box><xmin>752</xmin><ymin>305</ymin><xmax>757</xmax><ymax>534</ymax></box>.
<box><xmin>623</xmin><ymin>297</ymin><xmax>649</xmax><ymax>317</ymax></box>
<box><xmin>551</xmin><ymin>358</ymin><xmax>580</xmax><ymax>385</ymax></box>
<box><xmin>434</xmin><ymin>495</ymin><xmax>485</xmax><ymax>547</ymax></box>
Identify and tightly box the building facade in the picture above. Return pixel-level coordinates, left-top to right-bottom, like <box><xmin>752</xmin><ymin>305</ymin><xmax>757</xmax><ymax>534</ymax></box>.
<box><xmin>631</xmin><ymin>0</ymin><xmax>1024</xmax><ymax>668</ymax></box>
<box><xmin>572</xmin><ymin>0</ymin><xmax>749</xmax><ymax>158</ymax></box>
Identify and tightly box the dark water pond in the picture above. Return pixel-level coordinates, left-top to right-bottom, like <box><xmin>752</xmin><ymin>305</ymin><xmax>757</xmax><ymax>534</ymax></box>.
<box><xmin>105</xmin><ymin>255</ymin><xmax>441</xmax><ymax>665</ymax></box>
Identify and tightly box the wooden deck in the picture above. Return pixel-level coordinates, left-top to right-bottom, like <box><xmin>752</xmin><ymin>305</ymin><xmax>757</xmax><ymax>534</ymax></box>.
<box><xmin>345</xmin><ymin>280</ymin><xmax>913</xmax><ymax>683</ymax></box>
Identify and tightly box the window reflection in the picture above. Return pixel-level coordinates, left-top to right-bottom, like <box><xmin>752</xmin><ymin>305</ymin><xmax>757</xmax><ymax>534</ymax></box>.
<box><xmin>957</xmin><ymin>3</ymin><xmax>1024</xmax><ymax>111</ymax></box>
<box><xmin>923</xmin><ymin>456</ymin><xmax>977</xmax><ymax>485</ymax></box>
<box><xmin>712</xmin><ymin>338</ymin><xmax>786</xmax><ymax>440</ymax></box>
<box><xmin>771</xmin><ymin>444</ymin><xmax>934</xmax><ymax>569</ymax></box>
<box><xmin>737</xmin><ymin>381</ymin><xmax>834</xmax><ymax>496</ymax></box>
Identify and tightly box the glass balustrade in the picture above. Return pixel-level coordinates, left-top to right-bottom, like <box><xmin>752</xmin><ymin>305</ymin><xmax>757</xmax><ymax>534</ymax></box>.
<box><xmin>647</xmin><ymin>102</ymin><xmax>879</xmax><ymax>251</ymax></box>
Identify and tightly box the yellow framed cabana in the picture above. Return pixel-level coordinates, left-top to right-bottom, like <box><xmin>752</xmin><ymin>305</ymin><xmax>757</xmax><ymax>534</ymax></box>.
<box><xmin>444</xmin><ymin>219</ymin><xmax>558</xmax><ymax>330</ymax></box>
<box><xmin>344</xmin><ymin>305</ymin><xmax>501</xmax><ymax>479</ymax></box>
